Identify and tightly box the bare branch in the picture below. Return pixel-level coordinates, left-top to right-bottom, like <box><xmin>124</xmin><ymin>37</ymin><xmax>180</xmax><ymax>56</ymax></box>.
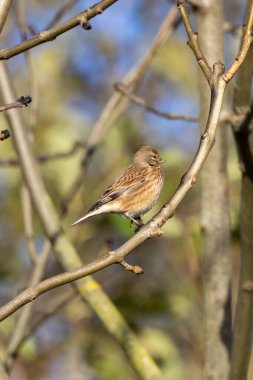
<box><xmin>223</xmin><ymin>1</ymin><xmax>253</xmax><ymax>83</ymax></box>
<box><xmin>0</xmin><ymin>141</ymin><xmax>85</xmax><ymax>167</ymax></box>
<box><xmin>0</xmin><ymin>96</ymin><xmax>32</xmax><ymax>112</ymax></box>
<box><xmin>0</xmin><ymin>0</ymin><xmax>12</xmax><ymax>33</ymax></box>
<box><xmin>114</xmin><ymin>82</ymin><xmax>198</xmax><ymax>122</ymax></box>
<box><xmin>119</xmin><ymin>260</ymin><xmax>144</xmax><ymax>275</ymax></box>
<box><xmin>177</xmin><ymin>1</ymin><xmax>213</xmax><ymax>86</ymax></box>
<box><xmin>46</xmin><ymin>0</ymin><xmax>80</xmax><ymax>29</ymax></box>
<box><xmin>16</xmin><ymin>1</ymin><xmax>39</xmax><ymax>140</ymax></box>
<box><xmin>0</xmin><ymin>0</ymin><xmax>119</xmax><ymax>60</ymax></box>
<box><xmin>21</xmin><ymin>185</ymin><xmax>38</xmax><ymax>265</ymax></box>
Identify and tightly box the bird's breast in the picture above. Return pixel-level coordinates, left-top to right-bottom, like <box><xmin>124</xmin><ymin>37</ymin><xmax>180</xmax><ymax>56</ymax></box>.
<box><xmin>121</xmin><ymin>168</ymin><xmax>164</xmax><ymax>218</ymax></box>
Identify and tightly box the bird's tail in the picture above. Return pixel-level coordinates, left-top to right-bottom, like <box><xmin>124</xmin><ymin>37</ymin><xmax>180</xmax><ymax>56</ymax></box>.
<box><xmin>70</xmin><ymin>204</ymin><xmax>111</xmax><ymax>227</ymax></box>
<box><xmin>70</xmin><ymin>210</ymin><xmax>99</xmax><ymax>227</ymax></box>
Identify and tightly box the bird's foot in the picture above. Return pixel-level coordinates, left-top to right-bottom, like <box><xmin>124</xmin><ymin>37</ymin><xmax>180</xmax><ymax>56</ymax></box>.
<box><xmin>129</xmin><ymin>217</ymin><xmax>144</xmax><ymax>233</ymax></box>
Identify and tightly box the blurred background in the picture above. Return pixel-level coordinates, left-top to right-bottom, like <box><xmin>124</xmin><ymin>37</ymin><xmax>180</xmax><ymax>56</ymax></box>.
<box><xmin>0</xmin><ymin>0</ymin><xmax>249</xmax><ymax>379</ymax></box>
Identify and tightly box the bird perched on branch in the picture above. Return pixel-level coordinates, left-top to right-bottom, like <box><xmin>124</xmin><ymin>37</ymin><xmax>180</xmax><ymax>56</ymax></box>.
<box><xmin>71</xmin><ymin>146</ymin><xmax>165</xmax><ymax>231</ymax></box>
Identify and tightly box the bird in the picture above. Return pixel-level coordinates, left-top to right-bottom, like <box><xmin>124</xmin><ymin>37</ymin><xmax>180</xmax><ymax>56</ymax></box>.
<box><xmin>71</xmin><ymin>146</ymin><xmax>165</xmax><ymax>230</ymax></box>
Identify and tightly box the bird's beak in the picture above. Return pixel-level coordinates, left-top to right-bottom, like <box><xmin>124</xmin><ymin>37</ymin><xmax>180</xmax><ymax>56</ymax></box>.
<box><xmin>159</xmin><ymin>158</ymin><xmax>166</xmax><ymax>164</ymax></box>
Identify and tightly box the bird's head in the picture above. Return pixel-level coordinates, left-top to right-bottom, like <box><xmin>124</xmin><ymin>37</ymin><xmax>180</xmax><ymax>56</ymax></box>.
<box><xmin>133</xmin><ymin>146</ymin><xmax>165</xmax><ymax>167</ymax></box>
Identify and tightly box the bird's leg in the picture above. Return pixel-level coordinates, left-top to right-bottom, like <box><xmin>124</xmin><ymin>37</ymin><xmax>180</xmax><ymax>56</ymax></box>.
<box><xmin>129</xmin><ymin>216</ymin><xmax>144</xmax><ymax>233</ymax></box>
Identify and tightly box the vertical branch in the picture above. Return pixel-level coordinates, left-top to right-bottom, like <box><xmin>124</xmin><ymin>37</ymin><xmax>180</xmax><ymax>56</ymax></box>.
<box><xmin>20</xmin><ymin>185</ymin><xmax>38</xmax><ymax>264</ymax></box>
<box><xmin>0</xmin><ymin>0</ymin><xmax>12</xmax><ymax>33</ymax></box>
<box><xmin>193</xmin><ymin>1</ymin><xmax>231</xmax><ymax>378</ymax></box>
<box><xmin>230</xmin><ymin>2</ymin><xmax>253</xmax><ymax>376</ymax></box>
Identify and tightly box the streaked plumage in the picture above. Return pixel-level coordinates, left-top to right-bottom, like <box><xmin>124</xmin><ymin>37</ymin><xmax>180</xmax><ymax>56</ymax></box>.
<box><xmin>71</xmin><ymin>146</ymin><xmax>165</xmax><ymax>229</ymax></box>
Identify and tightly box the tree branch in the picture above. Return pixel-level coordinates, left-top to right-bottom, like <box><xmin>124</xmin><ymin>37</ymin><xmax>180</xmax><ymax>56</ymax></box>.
<box><xmin>177</xmin><ymin>1</ymin><xmax>213</xmax><ymax>86</ymax></box>
<box><xmin>0</xmin><ymin>96</ymin><xmax>32</xmax><ymax>112</ymax></box>
<box><xmin>0</xmin><ymin>141</ymin><xmax>86</xmax><ymax>167</ymax></box>
<box><xmin>114</xmin><ymin>82</ymin><xmax>198</xmax><ymax>122</ymax></box>
<box><xmin>0</xmin><ymin>0</ymin><xmax>12</xmax><ymax>33</ymax></box>
<box><xmin>223</xmin><ymin>0</ymin><xmax>253</xmax><ymax>83</ymax></box>
<box><xmin>0</xmin><ymin>0</ymin><xmax>118</xmax><ymax>60</ymax></box>
<box><xmin>46</xmin><ymin>0</ymin><xmax>80</xmax><ymax>30</ymax></box>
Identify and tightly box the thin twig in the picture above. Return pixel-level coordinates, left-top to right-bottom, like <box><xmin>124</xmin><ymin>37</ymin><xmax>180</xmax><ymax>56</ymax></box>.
<box><xmin>21</xmin><ymin>185</ymin><xmax>38</xmax><ymax>265</ymax></box>
<box><xmin>0</xmin><ymin>96</ymin><xmax>32</xmax><ymax>112</ymax></box>
<box><xmin>114</xmin><ymin>82</ymin><xmax>198</xmax><ymax>122</ymax></box>
<box><xmin>223</xmin><ymin>1</ymin><xmax>253</xmax><ymax>83</ymax></box>
<box><xmin>16</xmin><ymin>1</ymin><xmax>39</xmax><ymax>140</ymax></box>
<box><xmin>177</xmin><ymin>1</ymin><xmax>213</xmax><ymax>86</ymax></box>
<box><xmin>119</xmin><ymin>259</ymin><xmax>144</xmax><ymax>275</ymax></box>
<box><xmin>0</xmin><ymin>141</ymin><xmax>85</xmax><ymax>167</ymax></box>
<box><xmin>46</xmin><ymin>0</ymin><xmax>80</xmax><ymax>29</ymax></box>
<box><xmin>0</xmin><ymin>0</ymin><xmax>119</xmax><ymax>60</ymax></box>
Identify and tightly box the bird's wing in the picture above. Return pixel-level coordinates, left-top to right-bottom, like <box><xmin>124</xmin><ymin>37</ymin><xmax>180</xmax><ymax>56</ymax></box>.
<box><xmin>88</xmin><ymin>164</ymin><xmax>148</xmax><ymax>212</ymax></box>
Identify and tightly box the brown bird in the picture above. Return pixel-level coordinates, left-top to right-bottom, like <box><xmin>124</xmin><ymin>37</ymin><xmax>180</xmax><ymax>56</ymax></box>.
<box><xmin>71</xmin><ymin>146</ymin><xmax>165</xmax><ymax>230</ymax></box>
